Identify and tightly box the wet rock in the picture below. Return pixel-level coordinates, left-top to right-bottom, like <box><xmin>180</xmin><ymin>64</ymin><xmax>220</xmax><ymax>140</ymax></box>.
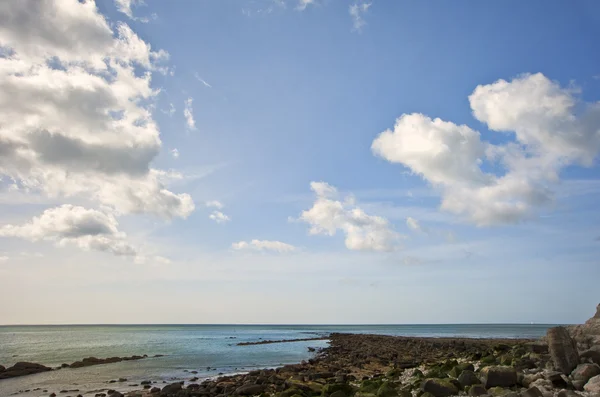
<box><xmin>159</xmin><ymin>382</ymin><xmax>183</xmax><ymax>396</ymax></box>
<box><xmin>0</xmin><ymin>362</ymin><xmax>52</xmax><ymax>379</ymax></box>
<box><xmin>571</xmin><ymin>363</ymin><xmax>600</xmax><ymax>383</ymax></box>
<box><xmin>521</xmin><ymin>386</ymin><xmax>544</xmax><ymax>397</ymax></box>
<box><xmin>141</xmin><ymin>380</ymin><xmax>151</xmax><ymax>385</ymax></box>
<box><xmin>547</xmin><ymin>327</ymin><xmax>579</xmax><ymax>374</ymax></box>
<box><xmin>150</xmin><ymin>387</ymin><xmax>161</xmax><ymax>393</ymax></box>
<box><xmin>584</xmin><ymin>374</ymin><xmax>600</xmax><ymax>393</ymax></box>
<box><xmin>0</xmin><ymin>365</ymin><xmax>4</xmax><ymax>372</ymax></box>
<box><xmin>234</xmin><ymin>383</ymin><xmax>266</xmax><ymax>395</ymax></box>
<box><xmin>458</xmin><ymin>370</ymin><xmax>481</xmax><ymax>388</ymax></box>
<box><xmin>480</xmin><ymin>366</ymin><xmax>517</xmax><ymax>388</ymax></box>
<box><xmin>421</xmin><ymin>378</ymin><xmax>459</xmax><ymax>397</ymax></box>
<box><xmin>50</xmin><ymin>394</ymin><xmax>56</xmax><ymax>397</ymax></box>
<box><xmin>118</xmin><ymin>377</ymin><xmax>127</xmax><ymax>382</ymax></box>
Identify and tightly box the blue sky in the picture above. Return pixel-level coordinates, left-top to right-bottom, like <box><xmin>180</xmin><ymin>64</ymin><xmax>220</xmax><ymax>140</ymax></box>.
<box><xmin>0</xmin><ymin>0</ymin><xmax>599</xmax><ymax>324</ymax></box>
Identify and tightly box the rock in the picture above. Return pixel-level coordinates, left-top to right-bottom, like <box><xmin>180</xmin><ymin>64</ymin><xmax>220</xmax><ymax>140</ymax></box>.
<box><xmin>571</xmin><ymin>364</ymin><xmax>600</xmax><ymax>383</ymax></box>
<box><xmin>487</xmin><ymin>386</ymin><xmax>512</xmax><ymax>396</ymax></box>
<box><xmin>581</xmin><ymin>349</ymin><xmax>600</xmax><ymax>365</ymax></box>
<box><xmin>458</xmin><ymin>370</ymin><xmax>480</xmax><ymax>388</ymax></box>
<box><xmin>376</xmin><ymin>382</ymin><xmax>398</xmax><ymax>397</ymax></box>
<box><xmin>547</xmin><ymin>327</ymin><xmax>579</xmax><ymax>373</ymax></box>
<box><xmin>150</xmin><ymin>387</ymin><xmax>161</xmax><ymax>393</ymax></box>
<box><xmin>50</xmin><ymin>394</ymin><xmax>56</xmax><ymax>397</ymax></box>
<box><xmin>584</xmin><ymin>374</ymin><xmax>600</xmax><ymax>393</ymax></box>
<box><xmin>234</xmin><ymin>383</ymin><xmax>266</xmax><ymax>395</ymax></box>
<box><xmin>421</xmin><ymin>378</ymin><xmax>459</xmax><ymax>397</ymax></box>
<box><xmin>522</xmin><ymin>373</ymin><xmax>544</xmax><ymax>388</ymax></box>
<box><xmin>521</xmin><ymin>386</ymin><xmax>544</xmax><ymax>397</ymax></box>
<box><xmin>159</xmin><ymin>382</ymin><xmax>183</xmax><ymax>396</ymax></box>
<box><xmin>0</xmin><ymin>365</ymin><xmax>4</xmax><ymax>372</ymax></box>
<box><xmin>557</xmin><ymin>390</ymin><xmax>581</xmax><ymax>397</ymax></box>
<box><xmin>468</xmin><ymin>384</ymin><xmax>487</xmax><ymax>396</ymax></box>
<box><xmin>480</xmin><ymin>366</ymin><xmax>518</xmax><ymax>388</ymax></box>
<box><xmin>330</xmin><ymin>391</ymin><xmax>348</xmax><ymax>397</ymax></box>
<box><xmin>322</xmin><ymin>383</ymin><xmax>354</xmax><ymax>397</ymax></box>
<box><xmin>0</xmin><ymin>362</ymin><xmax>52</xmax><ymax>379</ymax></box>
<box><xmin>108</xmin><ymin>392</ymin><xmax>123</xmax><ymax>397</ymax></box>
<box><xmin>118</xmin><ymin>377</ymin><xmax>127</xmax><ymax>382</ymax></box>
<box><xmin>545</xmin><ymin>371</ymin><xmax>570</xmax><ymax>388</ymax></box>
<box><xmin>141</xmin><ymin>380</ymin><xmax>152</xmax><ymax>385</ymax></box>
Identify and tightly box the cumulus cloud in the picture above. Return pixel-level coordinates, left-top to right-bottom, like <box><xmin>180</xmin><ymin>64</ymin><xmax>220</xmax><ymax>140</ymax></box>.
<box><xmin>0</xmin><ymin>0</ymin><xmax>194</xmax><ymax>219</ymax></box>
<box><xmin>232</xmin><ymin>240</ymin><xmax>297</xmax><ymax>253</ymax></box>
<box><xmin>372</xmin><ymin>73</ymin><xmax>600</xmax><ymax>226</ymax></box>
<box><xmin>297</xmin><ymin>182</ymin><xmax>403</xmax><ymax>251</ymax></box>
<box><xmin>205</xmin><ymin>200</ymin><xmax>224</xmax><ymax>209</ymax></box>
<box><xmin>183</xmin><ymin>97</ymin><xmax>196</xmax><ymax>130</ymax></box>
<box><xmin>209</xmin><ymin>211</ymin><xmax>230</xmax><ymax>224</ymax></box>
<box><xmin>0</xmin><ymin>205</ymin><xmax>138</xmax><ymax>258</ymax></box>
<box><xmin>349</xmin><ymin>1</ymin><xmax>371</xmax><ymax>31</ymax></box>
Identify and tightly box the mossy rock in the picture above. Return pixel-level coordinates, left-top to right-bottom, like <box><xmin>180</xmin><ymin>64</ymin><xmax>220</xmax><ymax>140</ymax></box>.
<box><xmin>280</xmin><ymin>390</ymin><xmax>307</xmax><ymax>397</ymax></box>
<box><xmin>386</xmin><ymin>368</ymin><xmax>403</xmax><ymax>379</ymax></box>
<box><xmin>355</xmin><ymin>393</ymin><xmax>377</xmax><ymax>397</ymax></box>
<box><xmin>499</xmin><ymin>355</ymin><xmax>513</xmax><ymax>366</ymax></box>
<box><xmin>360</xmin><ymin>380</ymin><xmax>384</xmax><ymax>393</ymax></box>
<box><xmin>448</xmin><ymin>363</ymin><xmax>475</xmax><ymax>378</ymax></box>
<box><xmin>481</xmin><ymin>355</ymin><xmax>497</xmax><ymax>365</ymax></box>
<box><xmin>322</xmin><ymin>383</ymin><xmax>354</xmax><ymax>397</ymax></box>
<box><xmin>376</xmin><ymin>382</ymin><xmax>398</xmax><ymax>397</ymax></box>
<box><xmin>421</xmin><ymin>393</ymin><xmax>435</xmax><ymax>397</ymax></box>
<box><xmin>412</xmin><ymin>370</ymin><xmax>424</xmax><ymax>378</ymax></box>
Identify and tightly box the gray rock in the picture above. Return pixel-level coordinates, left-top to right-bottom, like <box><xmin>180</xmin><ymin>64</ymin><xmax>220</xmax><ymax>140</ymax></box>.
<box><xmin>544</xmin><ymin>371</ymin><xmax>570</xmax><ymax>388</ymax></box>
<box><xmin>547</xmin><ymin>327</ymin><xmax>579</xmax><ymax>374</ymax></box>
<box><xmin>421</xmin><ymin>378</ymin><xmax>459</xmax><ymax>397</ymax></box>
<box><xmin>571</xmin><ymin>364</ymin><xmax>600</xmax><ymax>383</ymax></box>
<box><xmin>480</xmin><ymin>366</ymin><xmax>518</xmax><ymax>388</ymax></box>
<box><xmin>159</xmin><ymin>382</ymin><xmax>183</xmax><ymax>396</ymax></box>
<box><xmin>581</xmin><ymin>349</ymin><xmax>600</xmax><ymax>366</ymax></box>
<box><xmin>584</xmin><ymin>374</ymin><xmax>600</xmax><ymax>393</ymax></box>
<box><xmin>458</xmin><ymin>370</ymin><xmax>481</xmax><ymax>388</ymax></box>
<box><xmin>468</xmin><ymin>384</ymin><xmax>487</xmax><ymax>396</ymax></box>
<box><xmin>522</xmin><ymin>373</ymin><xmax>544</xmax><ymax>388</ymax></box>
<box><xmin>572</xmin><ymin>380</ymin><xmax>585</xmax><ymax>391</ymax></box>
<box><xmin>150</xmin><ymin>387</ymin><xmax>161</xmax><ymax>393</ymax></box>
<box><xmin>235</xmin><ymin>384</ymin><xmax>266</xmax><ymax>395</ymax></box>
<box><xmin>557</xmin><ymin>390</ymin><xmax>581</xmax><ymax>397</ymax></box>
<box><xmin>521</xmin><ymin>386</ymin><xmax>543</xmax><ymax>397</ymax></box>
<box><xmin>0</xmin><ymin>365</ymin><xmax>4</xmax><ymax>373</ymax></box>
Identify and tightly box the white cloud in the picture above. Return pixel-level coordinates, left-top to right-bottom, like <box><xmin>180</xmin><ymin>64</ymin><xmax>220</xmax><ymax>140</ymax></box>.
<box><xmin>232</xmin><ymin>240</ymin><xmax>297</xmax><ymax>253</ymax></box>
<box><xmin>297</xmin><ymin>182</ymin><xmax>403</xmax><ymax>251</ymax></box>
<box><xmin>170</xmin><ymin>148</ymin><xmax>179</xmax><ymax>159</ymax></box>
<box><xmin>114</xmin><ymin>0</ymin><xmax>153</xmax><ymax>23</ymax></box>
<box><xmin>0</xmin><ymin>0</ymin><xmax>194</xmax><ymax>219</ymax></box>
<box><xmin>194</xmin><ymin>73</ymin><xmax>212</xmax><ymax>88</ymax></box>
<box><xmin>349</xmin><ymin>1</ymin><xmax>371</xmax><ymax>31</ymax></box>
<box><xmin>0</xmin><ymin>205</ymin><xmax>139</xmax><ymax>258</ymax></box>
<box><xmin>162</xmin><ymin>103</ymin><xmax>176</xmax><ymax>117</ymax></box>
<box><xmin>406</xmin><ymin>216</ymin><xmax>425</xmax><ymax>233</ymax></box>
<box><xmin>372</xmin><ymin>73</ymin><xmax>600</xmax><ymax>226</ymax></box>
<box><xmin>184</xmin><ymin>97</ymin><xmax>196</xmax><ymax>130</ymax></box>
<box><xmin>209</xmin><ymin>211</ymin><xmax>230</xmax><ymax>224</ymax></box>
<box><xmin>205</xmin><ymin>200</ymin><xmax>224</xmax><ymax>209</ymax></box>
<box><xmin>296</xmin><ymin>0</ymin><xmax>316</xmax><ymax>11</ymax></box>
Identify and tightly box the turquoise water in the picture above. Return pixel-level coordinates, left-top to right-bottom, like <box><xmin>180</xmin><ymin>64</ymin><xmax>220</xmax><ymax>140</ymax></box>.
<box><xmin>0</xmin><ymin>324</ymin><xmax>554</xmax><ymax>396</ymax></box>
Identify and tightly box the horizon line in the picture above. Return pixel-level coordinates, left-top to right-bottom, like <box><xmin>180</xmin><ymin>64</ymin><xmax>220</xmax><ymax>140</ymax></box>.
<box><xmin>0</xmin><ymin>322</ymin><xmax>564</xmax><ymax>327</ymax></box>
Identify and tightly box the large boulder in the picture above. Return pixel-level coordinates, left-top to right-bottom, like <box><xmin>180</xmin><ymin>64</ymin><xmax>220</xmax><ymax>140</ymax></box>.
<box><xmin>571</xmin><ymin>363</ymin><xmax>600</xmax><ymax>383</ymax></box>
<box><xmin>235</xmin><ymin>383</ymin><xmax>266</xmax><ymax>395</ymax></box>
<box><xmin>0</xmin><ymin>365</ymin><xmax>5</xmax><ymax>373</ymax></box>
<box><xmin>457</xmin><ymin>370</ymin><xmax>480</xmax><ymax>388</ymax></box>
<box><xmin>421</xmin><ymin>378</ymin><xmax>459</xmax><ymax>397</ymax></box>
<box><xmin>547</xmin><ymin>327</ymin><xmax>579</xmax><ymax>374</ymax></box>
<box><xmin>580</xmin><ymin>348</ymin><xmax>600</xmax><ymax>365</ymax></box>
<box><xmin>480</xmin><ymin>366</ymin><xmax>517</xmax><ymax>388</ymax></box>
<box><xmin>569</xmin><ymin>304</ymin><xmax>600</xmax><ymax>350</ymax></box>
<box><xmin>159</xmin><ymin>382</ymin><xmax>182</xmax><ymax>396</ymax></box>
<box><xmin>584</xmin><ymin>374</ymin><xmax>600</xmax><ymax>393</ymax></box>
<box><xmin>0</xmin><ymin>362</ymin><xmax>52</xmax><ymax>379</ymax></box>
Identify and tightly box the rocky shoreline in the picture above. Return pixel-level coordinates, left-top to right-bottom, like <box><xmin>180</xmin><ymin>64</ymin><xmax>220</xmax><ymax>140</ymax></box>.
<box><xmin>2</xmin><ymin>304</ymin><xmax>599</xmax><ymax>397</ymax></box>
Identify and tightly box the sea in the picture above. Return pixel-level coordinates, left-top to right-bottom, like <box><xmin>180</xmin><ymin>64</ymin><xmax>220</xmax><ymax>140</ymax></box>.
<box><xmin>0</xmin><ymin>324</ymin><xmax>556</xmax><ymax>397</ymax></box>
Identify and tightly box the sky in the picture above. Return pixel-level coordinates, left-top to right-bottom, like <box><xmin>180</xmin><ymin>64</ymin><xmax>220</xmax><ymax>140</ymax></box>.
<box><xmin>0</xmin><ymin>0</ymin><xmax>599</xmax><ymax>325</ymax></box>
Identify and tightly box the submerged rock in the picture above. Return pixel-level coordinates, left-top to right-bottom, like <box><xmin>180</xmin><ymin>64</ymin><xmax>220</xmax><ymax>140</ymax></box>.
<box><xmin>547</xmin><ymin>327</ymin><xmax>579</xmax><ymax>374</ymax></box>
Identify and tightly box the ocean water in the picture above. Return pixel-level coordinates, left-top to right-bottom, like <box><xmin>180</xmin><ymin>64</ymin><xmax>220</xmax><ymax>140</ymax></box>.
<box><xmin>0</xmin><ymin>324</ymin><xmax>555</xmax><ymax>397</ymax></box>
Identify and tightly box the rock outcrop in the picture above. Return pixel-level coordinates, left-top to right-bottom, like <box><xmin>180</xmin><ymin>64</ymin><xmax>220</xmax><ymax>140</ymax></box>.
<box><xmin>0</xmin><ymin>362</ymin><xmax>52</xmax><ymax>379</ymax></box>
<box><xmin>569</xmin><ymin>304</ymin><xmax>600</xmax><ymax>350</ymax></box>
<box><xmin>547</xmin><ymin>327</ymin><xmax>579</xmax><ymax>374</ymax></box>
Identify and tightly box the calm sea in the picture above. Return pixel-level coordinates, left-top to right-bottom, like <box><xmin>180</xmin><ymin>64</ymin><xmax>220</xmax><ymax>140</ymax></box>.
<box><xmin>0</xmin><ymin>324</ymin><xmax>555</xmax><ymax>396</ymax></box>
